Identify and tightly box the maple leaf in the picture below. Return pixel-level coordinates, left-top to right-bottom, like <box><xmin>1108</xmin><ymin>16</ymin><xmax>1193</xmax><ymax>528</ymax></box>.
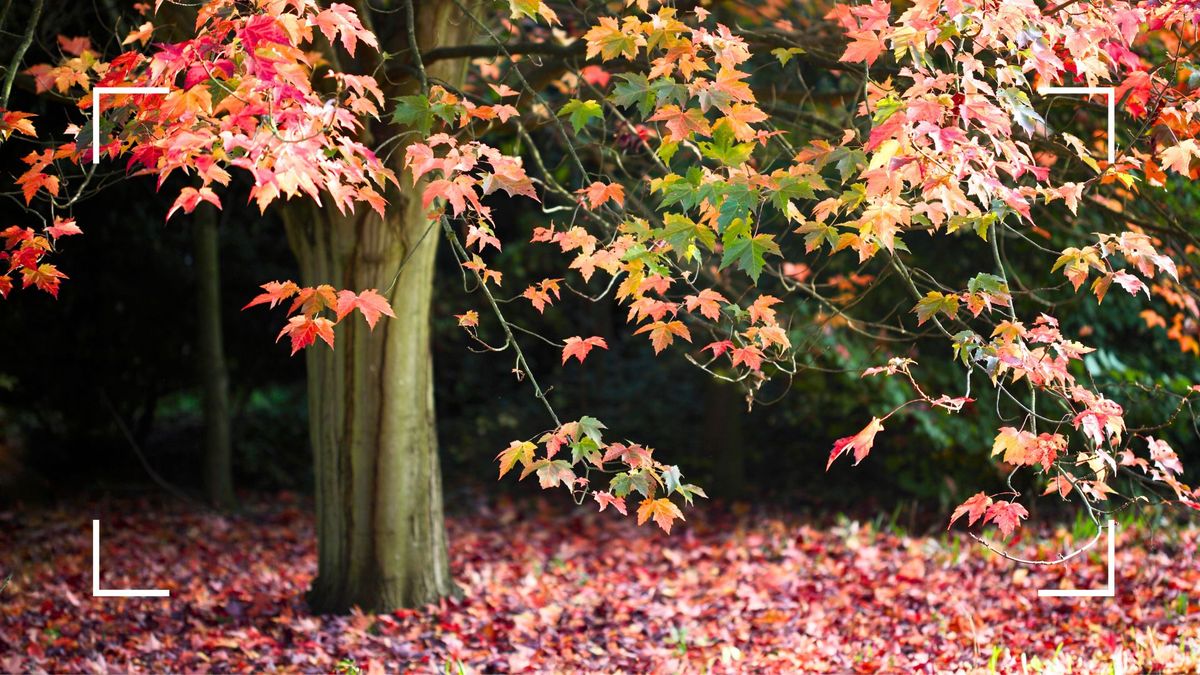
<box><xmin>482</xmin><ymin>155</ymin><xmax>538</xmax><ymax>201</ymax></box>
<box><xmin>289</xmin><ymin>285</ymin><xmax>339</xmax><ymax>316</ymax></box>
<box><xmin>747</xmin><ymin>295</ymin><xmax>782</xmax><ymax>325</ymax></box>
<box><xmin>562</xmin><ymin>336</ymin><xmax>609</xmax><ymax>365</ymax></box>
<box><xmin>593</xmin><ymin>491</ymin><xmax>627</xmax><ymax>515</ymax></box>
<box><xmin>948</xmin><ymin>492</ymin><xmax>993</xmax><ymax>528</ymax></box>
<box><xmin>983</xmin><ymin>501</ymin><xmax>1029</xmax><ymax>539</ymax></box>
<box><xmin>243</xmin><ymin>281</ymin><xmax>300</xmax><ymax>310</ymax></box>
<box><xmin>583</xmin><ymin>17</ymin><xmax>643</xmax><ymax>61</ymax></box>
<box><xmin>276</xmin><ymin>315</ymin><xmax>336</xmax><ymax>355</ymax></box>
<box><xmin>57</xmin><ymin>35</ymin><xmax>92</xmax><ymax>56</ymax></box>
<box><xmin>719</xmin><ymin>221</ymin><xmax>779</xmax><ymax>283</ymax></box>
<box><xmin>335</xmin><ymin>289</ymin><xmax>395</xmax><ymax>328</ymax></box>
<box><xmin>636</xmin><ymin>497</ymin><xmax>685</xmax><ymax>533</ymax></box>
<box><xmin>634</xmin><ymin>320</ymin><xmax>691</xmax><ymax>354</ymax></box>
<box><xmin>1111</xmin><ymin>271</ymin><xmax>1149</xmax><ymax>299</ymax></box>
<box><xmin>913</xmin><ymin>292</ymin><xmax>960</xmax><ymax>326</ymax></box>
<box><xmin>535</xmin><ymin>460</ymin><xmax>576</xmax><ymax>489</ymax></box>
<box><xmin>313</xmin><ymin>3</ymin><xmax>379</xmax><ymax>57</ymax></box>
<box><xmin>648</xmin><ymin>105</ymin><xmax>711</xmax><ymax>142</ymax></box>
<box><xmin>723</xmin><ymin>103</ymin><xmax>769</xmax><ymax>142</ymax></box>
<box><xmin>703</xmin><ymin>340</ymin><xmax>735</xmax><ymax>358</ymax></box>
<box><xmin>0</xmin><ymin>110</ymin><xmax>36</xmax><ymax>140</ymax></box>
<box><xmin>1043</xmin><ymin>475</ymin><xmax>1074</xmax><ymax>499</ymax></box>
<box><xmin>455</xmin><ymin>310</ymin><xmax>480</xmax><ymax>328</ymax></box>
<box><xmin>166</xmin><ymin>187</ymin><xmax>222</xmax><ymax>221</ymax></box>
<box><xmin>1160</xmin><ymin>140</ymin><xmax>1197</xmax><ymax>175</ymax></box>
<box><xmin>578</xmin><ymin>182</ymin><xmax>625</xmax><ymax>209</ymax></box>
<box><xmin>730</xmin><ymin>345</ymin><xmax>763</xmax><ymax>371</ymax></box>
<box><xmin>20</xmin><ymin>263</ymin><xmax>67</xmax><ymax>297</ymax></box>
<box><xmin>991</xmin><ymin>427</ymin><xmax>1031</xmax><ymax>466</ymax></box>
<box><xmin>559</xmin><ymin>99</ymin><xmax>604</xmax><ymax>133</ymax></box>
<box><xmin>840</xmin><ymin>30</ymin><xmax>884</xmax><ymax>65</ymax></box>
<box><xmin>508</xmin><ymin>0</ymin><xmax>559</xmax><ymax>25</ymax></box>
<box><xmin>122</xmin><ymin>21</ymin><xmax>154</xmax><ymax>46</ymax></box>
<box><xmin>465</xmin><ymin>224</ymin><xmax>502</xmax><ymax>253</ymax></box>
<box><xmin>489</xmin><ymin>83</ymin><xmax>519</xmax><ymax>98</ymax></box>
<box><xmin>16</xmin><ymin>171</ymin><xmax>59</xmax><ymax>204</ymax></box>
<box><xmin>496</xmin><ymin>440</ymin><xmax>536</xmax><ymax>479</ymax></box>
<box><xmin>463</xmin><ymin>256</ymin><xmax>503</xmax><ymax>287</ymax></box>
<box><xmin>826</xmin><ymin>417</ymin><xmax>884</xmax><ymax>469</ymax></box>
<box><xmin>423</xmin><ymin>176</ymin><xmax>483</xmax><ymax>218</ymax></box>
<box><xmin>684</xmin><ymin>289</ymin><xmax>727</xmax><ymax>321</ymax></box>
<box><xmin>46</xmin><ymin>217</ymin><xmax>82</xmax><ymax>240</ymax></box>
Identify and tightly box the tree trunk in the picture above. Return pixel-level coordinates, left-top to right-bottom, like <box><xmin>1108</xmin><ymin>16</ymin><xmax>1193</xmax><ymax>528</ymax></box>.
<box><xmin>282</xmin><ymin>0</ymin><xmax>474</xmax><ymax>613</ymax></box>
<box><xmin>703</xmin><ymin>378</ymin><xmax>746</xmax><ymax>498</ymax></box>
<box><xmin>193</xmin><ymin>206</ymin><xmax>235</xmax><ymax>509</ymax></box>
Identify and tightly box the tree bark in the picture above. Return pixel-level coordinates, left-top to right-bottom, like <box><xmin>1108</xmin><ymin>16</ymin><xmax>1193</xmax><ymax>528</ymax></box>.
<box><xmin>703</xmin><ymin>378</ymin><xmax>746</xmax><ymax>498</ymax></box>
<box><xmin>193</xmin><ymin>206</ymin><xmax>235</xmax><ymax>509</ymax></box>
<box><xmin>282</xmin><ymin>0</ymin><xmax>475</xmax><ymax>613</ymax></box>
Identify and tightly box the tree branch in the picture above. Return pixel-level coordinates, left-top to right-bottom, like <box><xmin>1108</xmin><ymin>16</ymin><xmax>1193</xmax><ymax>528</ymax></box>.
<box><xmin>421</xmin><ymin>41</ymin><xmax>585</xmax><ymax>65</ymax></box>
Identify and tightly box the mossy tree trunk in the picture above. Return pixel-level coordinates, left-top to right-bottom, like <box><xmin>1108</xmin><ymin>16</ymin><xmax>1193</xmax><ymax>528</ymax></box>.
<box><xmin>282</xmin><ymin>0</ymin><xmax>475</xmax><ymax>613</ymax></box>
<box><xmin>193</xmin><ymin>206</ymin><xmax>235</xmax><ymax>509</ymax></box>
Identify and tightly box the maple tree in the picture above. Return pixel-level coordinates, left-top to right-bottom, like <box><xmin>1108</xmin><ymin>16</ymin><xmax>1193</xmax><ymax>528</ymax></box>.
<box><xmin>4</xmin><ymin>0</ymin><xmax>1200</xmax><ymax>613</ymax></box>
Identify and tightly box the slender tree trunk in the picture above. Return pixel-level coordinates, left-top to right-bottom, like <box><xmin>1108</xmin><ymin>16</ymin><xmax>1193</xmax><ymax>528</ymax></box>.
<box><xmin>703</xmin><ymin>379</ymin><xmax>746</xmax><ymax>498</ymax></box>
<box><xmin>194</xmin><ymin>206</ymin><xmax>235</xmax><ymax>509</ymax></box>
<box><xmin>283</xmin><ymin>0</ymin><xmax>475</xmax><ymax>613</ymax></box>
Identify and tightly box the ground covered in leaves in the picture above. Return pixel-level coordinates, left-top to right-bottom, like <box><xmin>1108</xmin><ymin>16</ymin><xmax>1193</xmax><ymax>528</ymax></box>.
<box><xmin>2</xmin><ymin>495</ymin><xmax>1198</xmax><ymax>673</ymax></box>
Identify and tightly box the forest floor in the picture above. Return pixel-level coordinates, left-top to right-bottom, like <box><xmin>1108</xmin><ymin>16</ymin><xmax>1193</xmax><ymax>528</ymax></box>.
<box><xmin>1</xmin><ymin>494</ymin><xmax>1198</xmax><ymax>673</ymax></box>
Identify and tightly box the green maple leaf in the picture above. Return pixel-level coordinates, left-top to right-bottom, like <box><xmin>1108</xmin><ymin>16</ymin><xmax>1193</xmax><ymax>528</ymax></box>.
<box><xmin>576</xmin><ymin>415</ymin><xmax>606</xmax><ymax>445</ymax></box>
<box><xmin>719</xmin><ymin>219</ymin><xmax>780</xmax><ymax>283</ymax></box>
<box><xmin>914</xmin><ymin>291</ymin><xmax>960</xmax><ymax>326</ymax></box>
<box><xmin>715</xmin><ymin>183</ymin><xmax>758</xmax><ymax>233</ymax></box>
<box><xmin>391</xmin><ymin>94</ymin><xmax>456</xmax><ymax>136</ymax></box>
<box><xmin>657</xmin><ymin>213</ymin><xmax>715</xmax><ymax>260</ymax></box>
<box><xmin>611</xmin><ymin>73</ymin><xmax>655</xmax><ymax>117</ymax></box>
<box><xmin>558</xmin><ymin>99</ymin><xmax>603</xmax><ymax>133</ymax></box>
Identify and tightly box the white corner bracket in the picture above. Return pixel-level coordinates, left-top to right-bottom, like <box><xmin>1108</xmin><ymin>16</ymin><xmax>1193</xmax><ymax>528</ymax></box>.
<box><xmin>90</xmin><ymin>86</ymin><xmax>169</xmax><ymax>165</ymax></box>
<box><xmin>92</xmin><ymin>519</ymin><xmax>170</xmax><ymax>598</ymax></box>
<box><xmin>1037</xmin><ymin>519</ymin><xmax>1116</xmax><ymax>598</ymax></box>
<box><xmin>1037</xmin><ymin>86</ymin><xmax>1116</xmax><ymax>165</ymax></box>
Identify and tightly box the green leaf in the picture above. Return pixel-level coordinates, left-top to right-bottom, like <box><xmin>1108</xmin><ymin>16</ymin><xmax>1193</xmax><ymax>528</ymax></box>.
<box><xmin>657</xmin><ymin>213</ymin><xmax>715</xmax><ymax>260</ymax></box>
<box><xmin>649</xmin><ymin>78</ymin><xmax>688</xmax><ymax>107</ymax></box>
<box><xmin>558</xmin><ymin>99</ymin><xmax>604</xmax><ymax>133</ymax></box>
<box><xmin>967</xmin><ymin>273</ymin><xmax>1008</xmax><ymax>296</ymax></box>
<box><xmin>872</xmin><ymin>96</ymin><xmax>905</xmax><ymax>125</ymax></box>
<box><xmin>392</xmin><ymin>94</ymin><xmax>457</xmax><ymax>136</ymax></box>
<box><xmin>570</xmin><ymin>436</ymin><xmax>601</xmax><ymax>465</ymax></box>
<box><xmin>611</xmin><ymin>73</ymin><xmax>655</xmax><ymax>117</ymax></box>
<box><xmin>661</xmin><ymin>465</ymin><xmax>683</xmax><ymax>495</ymax></box>
<box><xmin>610</xmin><ymin>470</ymin><xmax>654</xmax><ymax>498</ymax></box>
<box><xmin>834</xmin><ymin>148</ymin><xmax>866</xmax><ymax>184</ymax></box>
<box><xmin>577</xmin><ymin>415</ymin><xmax>606</xmax><ymax>445</ymax></box>
<box><xmin>770</xmin><ymin>174</ymin><xmax>823</xmax><ymax>213</ymax></box>
<box><xmin>796</xmin><ymin>221</ymin><xmax>839</xmax><ymax>253</ymax></box>
<box><xmin>771</xmin><ymin>47</ymin><xmax>806</xmax><ymax>66</ymax></box>
<box><xmin>913</xmin><ymin>291</ymin><xmax>960</xmax><ymax>326</ymax></box>
<box><xmin>391</xmin><ymin>94</ymin><xmax>434</xmax><ymax>136</ymax></box>
<box><xmin>698</xmin><ymin>119</ymin><xmax>755</xmax><ymax>166</ymax></box>
<box><xmin>657</xmin><ymin>140</ymin><xmax>680</xmax><ymax>164</ymax></box>
<box><xmin>719</xmin><ymin>219</ymin><xmax>780</xmax><ymax>283</ymax></box>
<box><xmin>715</xmin><ymin>183</ymin><xmax>758</xmax><ymax>233</ymax></box>
<box><xmin>676</xmin><ymin>483</ymin><xmax>708</xmax><ymax>506</ymax></box>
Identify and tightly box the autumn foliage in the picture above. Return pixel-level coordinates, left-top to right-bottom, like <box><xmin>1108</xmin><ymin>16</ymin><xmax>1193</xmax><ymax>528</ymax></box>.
<box><xmin>4</xmin><ymin>0</ymin><xmax>1200</xmax><ymax>543</ymax></box>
